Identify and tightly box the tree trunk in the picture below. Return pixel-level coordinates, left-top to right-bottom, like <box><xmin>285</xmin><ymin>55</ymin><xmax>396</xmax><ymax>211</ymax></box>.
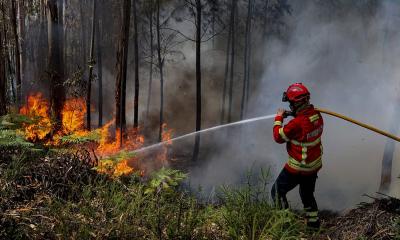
<box><xmin>240</xmin><ymin>0</ymin><xmax>252</xmax><ymax>120</ymax></box>
<box><xmin>133</xmin><ymin>0</ymin><xmax>139</xmax><ymax>129</ymax></box>
<box><xmin>80</xmin><ymin>0</ymin><xmax>87</xmax><ymax>69</ymax></box>
<box><xmin>115</xmin><ymin>0</ymin><xmax>131</xmax><ymax>146</ymax></box>
<box><xmin>0</xmin><ymin>16</ymin><xmax>6</xmax><ymax>115</ymax></box>
<box><xmin>262</xmin><ymin>0</ymin><xmax>269</xmax><ymax>44</ymax></box>
<box><xmin>157</xmin><ymin>0</ymin><xmax>164</xmax><ymax>142</ymax></box>
<box><xmin>10</xmin><ymin>0</ymin><xmax>22</xmax><ymax>107</ymax></box>
<box><xmin>86</xmin><ymin>0</ymin><xmax>96</xmax><ymax>130</ymax></box>
<box><xmin>211</xmin><ymin>1</ymin><xmax>216</xmax><ymax>49</ymax></box>
<box><xmin>47</xmin><ymin>0</ymin><xmax>65</xmax><ymax>132</ymax></box>
<box><xmin>220</xmin><ymin>10</ymin><xmax>232</xmax><ymax>124</ymax></box>
<box><xmin>18</xmin><ymin>0</ymin><xmax>25</xmax><ymax>94</ymax></box>
<box><xmin>227</xmin><ymin>0</ymin><xmax>236</xmax><ymax>123</ymax></box>
<box><xmin>37</xmin><ymin>0</ymin><xmax>47</xmax><ymax>83</ymax></box>
<box><xmin>379</xmin><ymin>98</ymin><xmax>400</xmax><ymax>191</ymax></box>
<box><xmin>192</xmin><ymin>0</ymin><xmax>202</xmax><ymax>162</ymax></box>
<box><xmin>245</xmin><ymin>1</ymin><xmax>253</xmax><ymax>116</ymax></box>
<box><xmin>146</xmin><ymin>7</ymin><xmax>154</xmax><ymax>119</ymax></box>
<box><xmin>96</xmin><ymin>1</ymin><xmax>103</xmax><ymax>127</ymax></box>
<box><xmin>1</xmin><ymin>1</ymin><xmax>13</xmax><ymax>105</ymax></box>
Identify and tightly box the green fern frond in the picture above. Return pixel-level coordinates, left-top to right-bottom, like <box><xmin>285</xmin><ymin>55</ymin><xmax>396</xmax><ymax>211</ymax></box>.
<box><xmin>0</xmin><ymin>114</ymin><xmax>35</xmax><ymax>130</ymax></box>
<box><xmin>0</xmin><ymin>129</ymin><xmax>35</xmax><ymax>148</ymax></box>
<box><xmin>145</xmin><ymin>167</ymin><xmax>187</xmax><ymax>194</ymax></box>
<box><xmin>61</xmin><ymin>130</ymin><xmax>101</xmax><ymax>144</ymax></box>
<box><xmin>100</xmin><ymin>150</ymin><xmax>136</xmax><ymax>162</ymax></box>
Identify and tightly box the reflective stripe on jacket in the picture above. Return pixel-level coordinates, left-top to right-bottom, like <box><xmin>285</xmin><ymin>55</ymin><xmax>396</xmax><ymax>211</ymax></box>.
<box><xmin>273</xmin><ymin>105</ymin><xmax>324</xmax><ymax>174</ymax></box>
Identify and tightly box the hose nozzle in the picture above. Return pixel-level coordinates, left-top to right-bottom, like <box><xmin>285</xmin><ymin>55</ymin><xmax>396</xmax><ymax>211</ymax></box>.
<box><xmin>283</xmin><ymin>110</ymin><xmax>294</xmax><ymax>118</ymax></box>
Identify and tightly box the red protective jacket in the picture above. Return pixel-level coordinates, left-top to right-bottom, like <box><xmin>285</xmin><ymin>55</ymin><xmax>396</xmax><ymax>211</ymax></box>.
<box><xmin>273</xmin><ymin>105</ymin><xmax>323</xmax><ymax>174</ymax></box>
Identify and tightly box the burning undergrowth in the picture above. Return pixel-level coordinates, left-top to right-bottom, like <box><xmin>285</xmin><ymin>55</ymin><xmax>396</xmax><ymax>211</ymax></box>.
<box><xmin>2</xmin><ymin>92</ymin><xmax>173</xmax><ymax>178</ymax></box>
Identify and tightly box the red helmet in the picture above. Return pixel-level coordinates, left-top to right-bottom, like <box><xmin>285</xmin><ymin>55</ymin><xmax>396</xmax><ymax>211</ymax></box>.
<box><xmin>282</xmin><ymin>83</ymin><xmax>310</xmax><ymax>102</ymax></box>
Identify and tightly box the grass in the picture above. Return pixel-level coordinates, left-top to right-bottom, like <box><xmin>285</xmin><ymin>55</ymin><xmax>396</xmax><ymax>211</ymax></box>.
<box><xmin>216</xmin><ymin>168</ymin><xmax>308</xmax><ymax>240</ymax></box>
<box><xmin>0</xmin><ymin>149</ymin><xmax>312</xmax><ymax>240</ymax></box>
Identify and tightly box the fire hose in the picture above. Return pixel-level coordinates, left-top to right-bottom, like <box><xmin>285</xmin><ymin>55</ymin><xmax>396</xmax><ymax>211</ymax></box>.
<box><xmin>315</xmin><ymin>108</ymin><xmax>400</xmax><ymax>142</ymax></box>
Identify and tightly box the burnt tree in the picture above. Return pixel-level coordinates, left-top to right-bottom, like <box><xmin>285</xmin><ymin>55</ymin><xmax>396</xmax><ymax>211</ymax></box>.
<box><xmin>47</xmin><ymin>0</ymin><xmax>66</xmax><ymax>131</ymax></box>
<box><xmin>115</xmin><ymin>0</ymin><xmax>131</xmax><ymax>145</ymax></box>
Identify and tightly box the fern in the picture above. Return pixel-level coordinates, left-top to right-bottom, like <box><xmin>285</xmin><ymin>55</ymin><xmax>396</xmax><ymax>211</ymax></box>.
<box><xmin>0</xmin><ymin>129</ymin><xmax>35</xmax><ymax>148</ymax></box>
<box><xmin>60</xmin><ymin>130</ymin><xmax>101</xmax><ymax>144</ymax></box>
<box><xmin>145</xmin><ymin>167</ymin><xmax>187</xmax><ymax>194</ymax></box>
<box><xmin>0</xmin><ymin>114</ymin><xmax>35</xmax><ymax>130</ymax></box>
<box><xmin>100</xmin><ymin>150</ymin><xmax>136</xmax><ymax>162</ymax></box>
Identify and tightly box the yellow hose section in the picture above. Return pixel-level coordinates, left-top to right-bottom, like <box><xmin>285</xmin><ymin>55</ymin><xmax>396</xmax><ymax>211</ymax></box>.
<box><xmin>315</xmin><ymin>108</ymin><xmax>400</xmax><ymax>142</ymax></box>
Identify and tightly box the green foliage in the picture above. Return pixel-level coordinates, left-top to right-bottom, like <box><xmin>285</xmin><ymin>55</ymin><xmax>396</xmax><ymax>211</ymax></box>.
<box><xmin>101</xmin><ymin>150</ymin><xmax>136</xmax><ymax>162</ymax></box>
<box><xmin>0</xmin><ymin>114</ymin><xmax>42</xmax><ymax>151</ymax></box>
<box><xmin>0</xmin><ymin>129</ymin><xmax>34</xmax><ymax>149</ymax></box>
<box><xmin>216</xmin><ymin>168</ymin><xmax>307</xmax><ymax>240</ymax></box>
<box><xmin>60</xmin><ymin>129</ymin><xmax>101</xmax><ymax>144</ymax></box>
<box><xmin>145</xmin><ymin>167</ymin><xmax>187</xmax><ymax>195</ymax></box>
<box><xmin>0</xmin><ymin>114</ymin><xmax>34</xmax><ymax>130</ymax></box>
<box><xmin>0</xmin><ymin>156</ymin><xmax>313</xmax><ymax>239</ymax></box>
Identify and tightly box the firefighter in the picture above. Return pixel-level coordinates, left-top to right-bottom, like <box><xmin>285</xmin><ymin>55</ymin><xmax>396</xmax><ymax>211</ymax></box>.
<box><xmin>271</xmin><ymin>83</ymin><xmax>323</xmax><ymax>229</ymax></box>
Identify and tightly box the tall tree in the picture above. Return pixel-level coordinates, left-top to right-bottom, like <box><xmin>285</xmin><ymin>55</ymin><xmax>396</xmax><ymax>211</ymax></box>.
<box><xmin>10</xmin><ymin>0</ymin><xmax>21</xmax><ymax>106</ymax></box>
<box><xmin>115</xmin><ymin>0</ymin><xmax>131</xmax><ymax>145</ymax></box>
<box><xmin>156</xmin><ymin>0</ymin><xmax>164</xmax><ymax>142</ymax></box>
<box><xmin>146</xmin><ymin>0</ymin><xmax>154</xmax><ymax>119</ymax></box>
<box><xmin>86</xmin><ymin>0</ymin><xmax>97</xmax><ymax>130</ymax></box>
<box><xmin>192</xmin><ymin>0</ymin><xmax>202</xmax><ymax>161</ymax></box>
<box><xmin>96</xmin><ymin>0</ymin><xmax>103</xmax><ymax>127</ymax></box>
<box><xmin>220</xmin><ymin>7</ymin><xmax>232</xmax><ymax>124</ymax></box>
<box><xmin>1</xmin><ymin>2</ymin><xmax>15</xmax><ymax>103</ymax></box>
<box><xmin>79</xmin><ymin>0</ymin><xmax>87</xmax><ymax>69</ymax></box>
<box><xmin>47</xmin><ymin>0</ymin><xmax>66</xmax><ymax>131</ymax></box>
<box><xmin>227</xmin><ymin>0</ymin><xmax>237</xmax><ymax>123</ymax></box>
<box><xmin>0</xmin><ymin>10</ymin><xmax>6</xmax><ymax>116</ymax></box>
<box><xmin>18</xmin><ymin>0</ymin><xmax>25</xmax><ymax>91</ymax></box>
<box><xmin>240</xmin><ymin>0</ymin><xmax>253</xmax><ymax>120</ymax></box>
<box><xmin>37</xmin><ymin>0</ymin><xmax>48</xmax><ymax>83</ymax></box>
<box><xmin>133</xmin><ymin>0</ymin><xmax>139</xmax><ymax>129</ymax></box>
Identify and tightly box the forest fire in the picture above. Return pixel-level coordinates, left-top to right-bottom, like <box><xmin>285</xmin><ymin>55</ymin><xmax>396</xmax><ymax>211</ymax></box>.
<box><xmin>18</xmin><ymin>93</ymin><xmax>172</xmax><ymax>178</ymax></box>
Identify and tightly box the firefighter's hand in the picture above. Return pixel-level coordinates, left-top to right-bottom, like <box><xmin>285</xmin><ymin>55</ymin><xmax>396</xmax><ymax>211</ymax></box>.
<box><xmin>277</xmin><ymin>108</ymin><xmax>286</xmax><ymax>118</ymax></box>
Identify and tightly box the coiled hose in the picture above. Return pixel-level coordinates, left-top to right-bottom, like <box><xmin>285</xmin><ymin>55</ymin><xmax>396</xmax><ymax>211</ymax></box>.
<box><xmin>316</xmin><ymin>108</ymin><xmax>400</xmax><ymax>142</ymax></box>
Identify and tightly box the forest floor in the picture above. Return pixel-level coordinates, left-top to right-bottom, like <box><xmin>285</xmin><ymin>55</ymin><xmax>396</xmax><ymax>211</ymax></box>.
<box><xmin>0</xmin><ymin>147</ymin><xmax>399</xmax><ymax>240</ymax></box>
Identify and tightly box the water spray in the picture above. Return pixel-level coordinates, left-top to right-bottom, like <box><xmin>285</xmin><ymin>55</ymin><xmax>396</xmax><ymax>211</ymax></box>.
<box><xmin>121</xmin><ymin>108</ymin><xmax>400</xmax><ymax>157</ymax></box>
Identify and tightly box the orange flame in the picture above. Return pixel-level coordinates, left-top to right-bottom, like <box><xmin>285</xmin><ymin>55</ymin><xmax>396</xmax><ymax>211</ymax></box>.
<box><xmin>19</xmin><ymin>93</ymin><xmax>52</xmax><ymax>142</ymax></box>
<box><xmin>62</xmin><ymin>98</ymin><xmax>86</xmax><ymax>135</ymax></box>
<box><xmin>158</xmin><ymin>123</ymin><xmax>173</xmax><ymax>164</ymax></box>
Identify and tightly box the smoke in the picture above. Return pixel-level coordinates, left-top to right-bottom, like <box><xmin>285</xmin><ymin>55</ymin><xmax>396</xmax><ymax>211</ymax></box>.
<box><xmin>182</xmin><ymin>0</ymin><xmax>400</xmax><ymax>211</ymax></box>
